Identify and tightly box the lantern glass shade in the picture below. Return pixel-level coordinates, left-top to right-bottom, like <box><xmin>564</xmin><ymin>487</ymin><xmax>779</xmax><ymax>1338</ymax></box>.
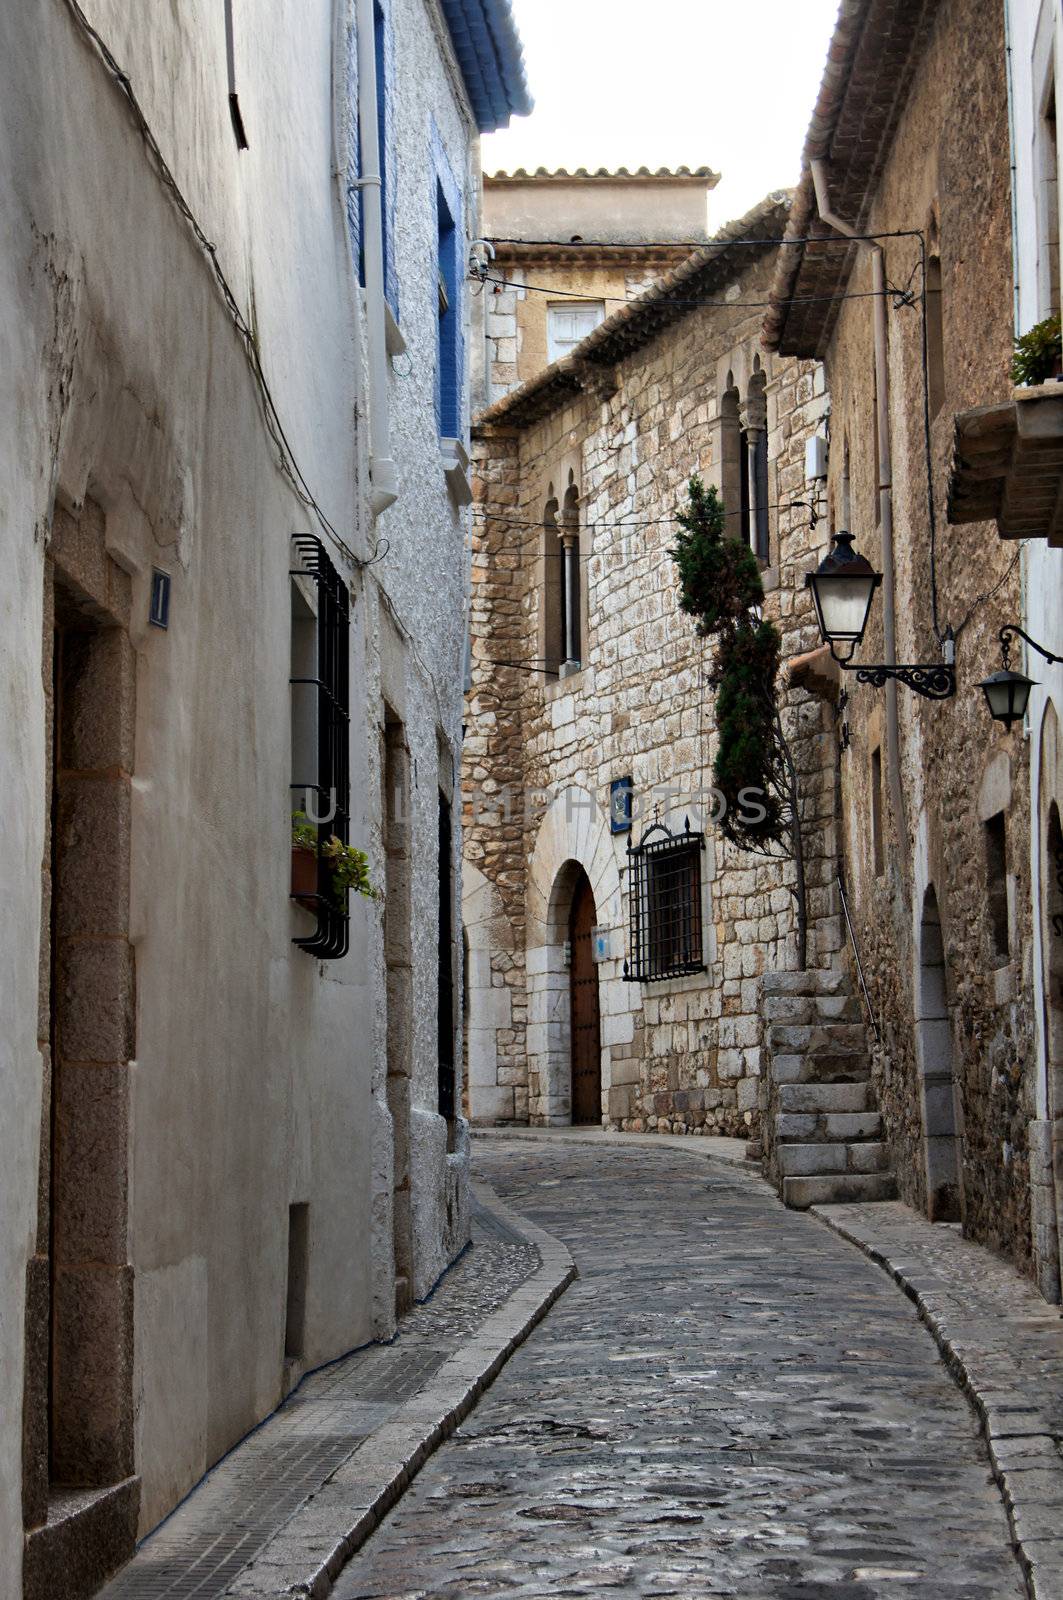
<box><xmin>805</xmin><ymin>531</ymin><xmax>882</xmax><ymax>656</ymax></box>
<box><xmin>978</xmin><ymin>668</ymin><xmax>1036</xmax><ymax>730</ymax></box>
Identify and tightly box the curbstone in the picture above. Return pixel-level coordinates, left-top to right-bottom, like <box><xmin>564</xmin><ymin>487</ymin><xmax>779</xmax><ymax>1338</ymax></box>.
<box><xmin>223</xmin><ymin>1180</ymin><xmax>576</xmax><ymax>1599</ymax></box>
<box><xmin>813</xmin><ymin>1200</ymin><xmax>1063</xmax><ymax>1600</ymax></box>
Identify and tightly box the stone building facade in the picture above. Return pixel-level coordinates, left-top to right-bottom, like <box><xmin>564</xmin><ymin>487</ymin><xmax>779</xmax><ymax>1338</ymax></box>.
<box><xmin>764</xmin><ymin>0</ymin><xmax>1036</xmax><ymax>1271</ymax></box>
<box><xmin>0</xmin><ymin>1</ymin><xmax>527</xmax><ymax>1594</ymax></box>
<box><xmin>946</xmin><ymin>0</ymin><xmax>1063</xmax><ymax>1300</ymax></box>
<box><xmin>475</xmin><ymin>166</ymin><xmax>718</xmax><ymax>404</ymax></box>
<box><xmin>465</xmin><ymin>196</ymin><xmax>841</xmax><ymax>1137</ymax></box>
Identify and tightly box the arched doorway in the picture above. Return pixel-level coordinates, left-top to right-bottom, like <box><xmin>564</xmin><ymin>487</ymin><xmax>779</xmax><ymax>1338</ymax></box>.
<box><xmin>916</xmin><ymin>885</ymin><xmax>964</xmax><ymax>1222</ymax></box>
<box><xmin>568</xmin><ymin>869</ymin><xmax>602</xmax><ymax>1124</ymax></box>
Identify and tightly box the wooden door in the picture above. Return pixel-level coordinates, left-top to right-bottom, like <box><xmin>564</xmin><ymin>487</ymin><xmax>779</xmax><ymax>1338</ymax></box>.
<box><xmin>569</xmin><ymin>872</ymin><xmax>602</xmax><ymax>1124</ymax></box>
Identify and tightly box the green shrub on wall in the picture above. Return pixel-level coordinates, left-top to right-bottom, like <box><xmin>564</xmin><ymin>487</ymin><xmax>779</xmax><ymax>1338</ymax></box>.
<box><xmin>671</xmin><ymin>475</ymin><xmax>807</xmax><ymax>965</ymax></box>
<box><xmin>671</xmin><ymin>476</ymin><xmax>764</xmax><ymax>634</ymax></box>
<box><xmin>713</xmin><ymin>620</ymin><xmax>785</xmax><ymax>849</ymax></box>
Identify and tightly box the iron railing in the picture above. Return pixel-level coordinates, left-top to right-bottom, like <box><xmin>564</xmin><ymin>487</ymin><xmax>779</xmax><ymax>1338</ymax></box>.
<box><xmin>290</xmin><ymin>534</ymin><xmax>351</xmax><ymax>960</ymax></box>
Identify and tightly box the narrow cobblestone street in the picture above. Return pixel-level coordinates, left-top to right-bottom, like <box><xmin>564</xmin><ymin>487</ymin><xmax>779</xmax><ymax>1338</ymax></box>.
<box><xmin>335</xmin><ymin>1139</ymin><xmax>1025</xmax><ymax>1599</ymax></box>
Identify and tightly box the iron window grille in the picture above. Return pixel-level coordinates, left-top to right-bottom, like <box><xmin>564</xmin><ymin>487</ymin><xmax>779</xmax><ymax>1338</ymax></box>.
<box><xmin>623</xmin><ymin>818</ymin><xmax>706</xmax><ymax>983</ymax></box>
<box><xmin>290</xmin><ymin>534</ymin><xmax>351</xmax><ymax>960</ymax></box>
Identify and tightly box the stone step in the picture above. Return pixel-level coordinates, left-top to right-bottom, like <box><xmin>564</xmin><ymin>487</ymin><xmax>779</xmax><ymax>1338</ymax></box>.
<box><xmin>771</xmin><ymin>1052</ymin><xmax>870</xmax><ymax>1085</ymax></box>
<box><xmin>777</xmin><ymin>1141</ymin><xmax>890</xmax><ymax>1177</ymax></box>
<box><xmin>761</xmin><ymin>968</ymin><xmax>850</xmax><ymax>999</ymax></box>
<box><xmin>762</xmin><ymin>994</ymin><xmax>866</xmax><ymax>1025</ymax></box>
<box><xmin>768</xmin><ymin>1022</ymin><xmax>870</xmax><ymax>1053</ymax></box>
<box><xmin>777</xmin><ymin>1081</ymin><xmax>872</xmax><ymax>1115</ymax></box>
<box><xmin>774</xmin><ymin>1110</ymin><xmax>882</xmax><ymax>1143</ymax></box>
<box><xmin>782</xmin><ymin>1172</ymin><xmax>898</xmax><ymax>1209</ymax></box>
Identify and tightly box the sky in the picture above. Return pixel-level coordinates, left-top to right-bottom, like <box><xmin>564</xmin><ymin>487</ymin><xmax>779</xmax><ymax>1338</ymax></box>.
<box><xmin>483</xmin><ymin>0</ymin><xmax>842</xmax><ymax>229</ymax></box>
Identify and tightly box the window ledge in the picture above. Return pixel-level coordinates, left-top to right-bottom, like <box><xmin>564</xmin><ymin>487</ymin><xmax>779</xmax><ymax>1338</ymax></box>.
<box><xmin>385</xmin><ymin>302</ymin><xmax>406</xmax><ymax>358</ymax></box>
<box><xmin>544</xmin><ymin>665</ymin><xmax>588</xmax><ymax>699</ymax></box>
<box><xmin>441</xmin><ymin>437</ymin><xmax>473</xmax><ymax>507</ymax></box>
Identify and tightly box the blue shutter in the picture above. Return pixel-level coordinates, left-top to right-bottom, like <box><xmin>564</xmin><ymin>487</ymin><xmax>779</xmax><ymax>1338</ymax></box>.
<box><xmin>378</xmin><ymin>0</ymin><xmax>399</xmax><ymax>319</ymax></box>
<box><xmin>432</xmin><ymin>123</ymin><xmax>464</xmax><ymax>437</ymax></box>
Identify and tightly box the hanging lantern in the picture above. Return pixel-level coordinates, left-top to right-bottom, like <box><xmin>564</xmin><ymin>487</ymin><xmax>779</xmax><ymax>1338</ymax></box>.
<box><xmin>977</xmin><ymin>667</ymin><xmax>1036</xmax><ymax>730</ymax></box>
<box><xmin>805</xmin><ymin>531</ymin><xmax>882</xmax><ymax>661</ymax></box>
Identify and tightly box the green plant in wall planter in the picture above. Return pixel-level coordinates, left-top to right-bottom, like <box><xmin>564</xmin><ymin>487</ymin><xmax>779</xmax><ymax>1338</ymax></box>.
<box><xmin>1012</xmin><ymin>315</ymin><xmax>1062</xmax><ymax>387</ymax></box>
<box><xmin>290</xmin><ymin>812</ymin><xmax>379</xmax><ymax>910</ymax></box>
<box><xmin>322</xmin><ymin>836</ymin><xmax>378</xmax><ymax>906</ymax></box>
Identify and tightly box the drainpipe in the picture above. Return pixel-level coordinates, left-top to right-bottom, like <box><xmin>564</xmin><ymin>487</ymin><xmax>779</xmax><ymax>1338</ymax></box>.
<box><xmin>1003</xmin><ymin>0</ymin><xmax>1023</xmax><ymax>336</ymax></box>
<box><xmin>810</xmin><ymin>158</ymin><xmax>908</xmax><ymax>861</ymax></box>
<box><xmin>355</xmin><ymin>0</ymin><xmax>398</xmax><ymax>516</ymax></box>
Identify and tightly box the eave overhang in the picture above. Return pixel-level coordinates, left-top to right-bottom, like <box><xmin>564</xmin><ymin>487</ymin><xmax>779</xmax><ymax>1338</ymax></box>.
<box><xmin>439</xmin><ymin>0</ymin><xmax>532</xmax><ymax>132</ymax></box>
<box><xmin>948</xmin><ymin>384</ymin><xmax>1063</xmax><ymax>546</ymax></box>
<box><xmin>761</xmin><ymin>0</ymin><xmax>942</xmax><ymax>357</ymax></box>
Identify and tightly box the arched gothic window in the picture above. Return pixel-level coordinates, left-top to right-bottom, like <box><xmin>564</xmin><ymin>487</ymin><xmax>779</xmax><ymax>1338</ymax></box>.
<box><xmin>561</xmin><ymin>477</ymin><xmax>581</xmax><ymax>671</ymax></box>
<box><xmin>543</xmin><ymin>492</ymin><xmax>563</xmax><ymax>676</ymax></box>
<box><xmin>719</xmin><ymin>364</ymin><xmax>769</xmax><ymax>562</ymax></box>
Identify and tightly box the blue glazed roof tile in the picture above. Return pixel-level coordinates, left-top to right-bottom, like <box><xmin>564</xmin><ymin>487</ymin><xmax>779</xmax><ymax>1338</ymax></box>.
<box><xmin>440</xmin><ymin>0</ymin><xmax>532</xmax><ymax>132</ymax></box>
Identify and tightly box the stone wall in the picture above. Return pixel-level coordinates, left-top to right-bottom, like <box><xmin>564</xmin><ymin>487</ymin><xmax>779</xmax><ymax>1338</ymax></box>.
<box><xmin>465</xmin><ymin>221</ymin><xmax>842</xmax><ymax>1139</ymax></box>
<box><xmin>816</xmin><ymin>0</ymin><xmax>1035</xmax><ymax>1270</ymax></box>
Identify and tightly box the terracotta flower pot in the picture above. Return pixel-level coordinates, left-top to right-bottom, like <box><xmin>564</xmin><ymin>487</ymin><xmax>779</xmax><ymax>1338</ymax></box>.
<box><xmin>290</xmin><ymin>843</ymin><xmax>319</xmax><ymax>909</ymax></box>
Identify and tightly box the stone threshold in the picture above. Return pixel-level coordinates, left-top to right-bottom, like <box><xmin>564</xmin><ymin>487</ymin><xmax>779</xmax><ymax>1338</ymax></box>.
<box><xmin>219</xmin><ymin>1181</ymin><xmax>576</xmax><ymax>1600</ymax></box>
<box><xmin>813</xmin><ymin>1199</ymin><xmax>1063</xmax><ymax>1600</ymax></box>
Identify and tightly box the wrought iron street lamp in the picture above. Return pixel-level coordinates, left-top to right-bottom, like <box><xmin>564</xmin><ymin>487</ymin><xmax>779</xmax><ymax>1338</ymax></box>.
<box><xmin>978</xmin><ymin>625</ymin><xmax>1061</xmax><ymax>730</ymax></box>
<box><xmin>805</xmin><ymin>531</ymin><xmax>956</xmax><ymax>700</ymax></box>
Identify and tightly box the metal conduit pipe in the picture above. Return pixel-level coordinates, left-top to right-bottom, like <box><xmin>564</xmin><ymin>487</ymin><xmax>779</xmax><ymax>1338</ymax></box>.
<box><xmin>355</xmin><ymin>0</ymin><xmax>398</xmax><ymax>516</ymax></box>
<box><xmin>810</xmin><ymin>158</ymin><xmax>909</xmax><ymax>864</ymax></box>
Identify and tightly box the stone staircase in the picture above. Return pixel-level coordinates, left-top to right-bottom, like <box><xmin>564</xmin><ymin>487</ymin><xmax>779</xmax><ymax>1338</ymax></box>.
<box><xmin>760</xmin><ymin>968</ymin><xmax>896</xmax><ymax>1209</ymax></box>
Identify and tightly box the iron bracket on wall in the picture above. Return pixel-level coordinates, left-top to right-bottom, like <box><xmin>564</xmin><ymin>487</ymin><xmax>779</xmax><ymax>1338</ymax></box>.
<box><xmin>845</xmin><ymin>660</ymin><xmax>956</xmax><ymax>699</ymax></box>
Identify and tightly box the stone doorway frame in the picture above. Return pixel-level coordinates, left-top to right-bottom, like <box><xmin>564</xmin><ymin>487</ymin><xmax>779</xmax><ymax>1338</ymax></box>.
<box><xmin>24</xmin><ymin>500</ymin><xmax>140</xmax><ymax>1598</ymax></box>
<box><xmin>915</xmin><ymin>883</ymin><xmax>964</xmax><ymax>1223</ymax></box>
<box><xmin>525</xmin><ymin>786</ymin><xmax>623</xmax><ymax>1126</ymax></box>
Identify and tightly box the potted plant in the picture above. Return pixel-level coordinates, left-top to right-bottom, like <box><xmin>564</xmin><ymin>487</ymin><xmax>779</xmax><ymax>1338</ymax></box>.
<box><xmin>291</xmin><ymin>811</ymin><xmax>320</xmax><ymax>907</ymax></box>
<box><xmin>291</xmin><ymin>813</ymin><xmax>379</xmax><ymax>912</ymax></box>
<box><xmin>1012</xmin><ymin>314</ymin><xmax>1062</xmax><ymax>386</ymax></box>
<box><xmin>322</xmin><ymin>836</ymin><xmax>379</xmax><ymax>907</ymax></box>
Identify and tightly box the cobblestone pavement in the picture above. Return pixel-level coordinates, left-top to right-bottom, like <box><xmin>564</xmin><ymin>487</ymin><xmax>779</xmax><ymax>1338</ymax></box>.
<box><xmin>818</xmin><ymin>1201</ymin><xmax>1063</xmax><ymax>1599</ymax></box>
<box><xmin>334</xmin><ymin>1139</ymin><xmax>1026</xmax><ymax>1600</ymax></box>
<box><xmin>98</xmin><ymin>1198</ymin><xmax>541</xmax><ymax>1600</ymax></box>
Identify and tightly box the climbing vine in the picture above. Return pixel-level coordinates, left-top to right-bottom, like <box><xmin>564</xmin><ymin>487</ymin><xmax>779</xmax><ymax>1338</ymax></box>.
<box><xmin>671</xmin><ymin>476</ymin><xmax>807</xmax><ymax>967</ymax></box>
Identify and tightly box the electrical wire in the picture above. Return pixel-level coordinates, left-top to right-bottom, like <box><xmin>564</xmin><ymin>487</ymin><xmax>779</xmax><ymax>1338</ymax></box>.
<box><xmin>61</xmin><ymin>0</ymin><xmax>471</xmax><ymax>739</ymax></box>
<box><xmin>470</xmin><ymin>497</ymin><xmax>820</xmax><ymax>533</ymax></box>
<box><xmin>477</xmin><ymin>272</ymin><xmax>900</xmax><ymax>312</ymax></box>
<box><xmin>485</xmin><ymin>229</ymin><xmax>926</xmax><ymax>249</ymax></box>
<box><xmin>951</xmin><ymin>544</ymin><xmax>1025</xmax><ymax>641</ymax></box>
<box><xmin>61</xmin><ymin>0</ymin><xmax>365</xmax><ymax>574</ymax></box>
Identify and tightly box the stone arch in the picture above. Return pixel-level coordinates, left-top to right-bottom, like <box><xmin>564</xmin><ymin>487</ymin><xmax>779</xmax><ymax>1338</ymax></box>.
<box><xmin>526</xmin><ymin>786</ymin><xmax>625</xmax><ymax>1124</ymax></box>
<box><xmin>915</xmin><ymin>883</ymin><xmax>964</xmax><ymax>1222</ymax></box>
<box><xmin>462</xmin><ymin>861</ymin><xmax>519</xmax><ymax>1124</ymax></box>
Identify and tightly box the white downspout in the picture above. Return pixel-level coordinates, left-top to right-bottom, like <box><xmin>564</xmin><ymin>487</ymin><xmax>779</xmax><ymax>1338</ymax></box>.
<box><xmin>355</xmin><ymin>0</ymin><xmax>398</xmax><ymax>516</ymax></box>
<box><xmin>810</xmin><ymin>157</ymin><xmax>908</xmax><ymax>859</ymax></box>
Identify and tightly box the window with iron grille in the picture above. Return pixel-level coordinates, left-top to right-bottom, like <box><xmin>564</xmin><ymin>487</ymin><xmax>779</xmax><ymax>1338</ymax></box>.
<box><xmin>623</xmin><ymin>820</ymin><xmax>706</xmax><ymax>983</ymax></box>
<box><xmin>289</xmin><ymin>534</ymin><xmax>351</xmax><ymax>960</ymax></box>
